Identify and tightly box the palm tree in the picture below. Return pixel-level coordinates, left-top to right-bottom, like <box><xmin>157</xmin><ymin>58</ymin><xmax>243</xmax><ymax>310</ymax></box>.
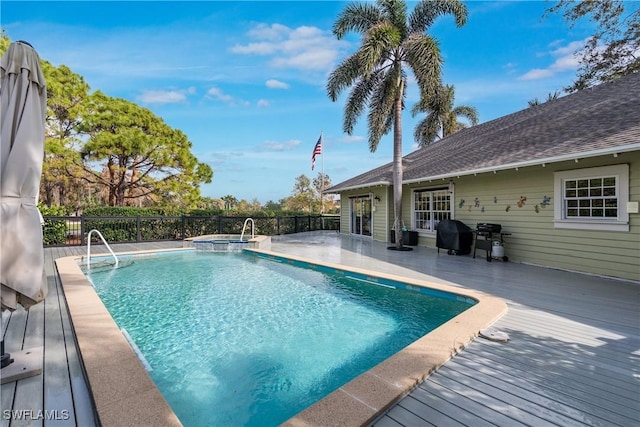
<box><xmin>412</xmin><ymin>84</ymin><xmax>478</xmax><ymax>146</ymax></box>
<box><xmin>527</xmin><ymin>90</ymin><xmax>562</xmax><ymax>107</ymax></box>
<box><xmin>327</xmin><ymin>0</ymin><xmax>467</xmax><ymax>249</ymax></box>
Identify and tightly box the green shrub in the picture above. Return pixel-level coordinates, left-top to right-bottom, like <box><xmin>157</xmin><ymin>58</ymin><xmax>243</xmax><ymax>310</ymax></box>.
<box><xmin>39</xmin><ymin>204</ymin><xmax>68</xmax><ymax>245</ymax></box>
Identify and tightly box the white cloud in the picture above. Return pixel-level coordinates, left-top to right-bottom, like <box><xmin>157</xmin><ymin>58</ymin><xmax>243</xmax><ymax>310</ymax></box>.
<box><xmin>247</xmin><ymin>23</ymin><xmax>290</xmax><ymax>41</ymax></box>
<box><xmin>271</xmin><ymin>49</ymin><xmax>336</xmax><ymax>70</ymax></box>
<box><xmin>231</xmin><ymin>23</ymin><xmax>343</xmax><ymax>71</ymax></box>
<box><xmin>340</xmin><ymin>135</ymin><xmax>365</xmax><ymax>144</ymax></box>
<box><xmin>207</xmin><ymin>86</ymin><xmax>250</xmax><ymax>107</ymax></box>
<box><xmin>231</xmin><ymin>42</ymin><xmax>277</xmax><ymax>55</ymax></box>
<box><xmin>519</xmin><ymin>39</ymin><xmax>585</xmax><ymax>81</ymax></box>
<box><xmin>262</xmin><ymin>139</ymin><xmax>301</xmax><ymax>151</ymax></box>
<box><xmin>519</xmin><ymin>68</ymin><xmax>554</xmax><ymax>80</ymax></box>
<box><xmin>257</xmin><ymin>99</ymin><xmax>270</xmax><ymax>107</ymax></box>
<box><xmin>138</xmin><ymin>89</ymin><xmax>190</xmax><ymax>104</ymax></box>
<box><xmin>551</xmin><ymin>40</ymin><xmax>585</xmax><ymax>57</ymax></box>
<box><xmin>266</xmin><ymin>79</ymin><xmax>289</xmax><ymax>89</ymax></box>
<box><xmin>207</xmin><ymin>87</ymin><xmax>233</xmax><ymax>102</ymax></box>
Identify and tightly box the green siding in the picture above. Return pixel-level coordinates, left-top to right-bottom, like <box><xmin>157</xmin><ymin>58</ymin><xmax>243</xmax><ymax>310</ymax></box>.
<box><xmin>449</xmin><ymin>153</ymin><xmax>640</xmax><ymax>281</ymax></box>
<box><xmin>337</xmin><ymin>187</ymin><xmax>390</xmax><ymax>241</ymax></box>
<box><xmin>337</xmin><ymin>152</ymin><xmax>640</xmax><ymax>281</ymax></box>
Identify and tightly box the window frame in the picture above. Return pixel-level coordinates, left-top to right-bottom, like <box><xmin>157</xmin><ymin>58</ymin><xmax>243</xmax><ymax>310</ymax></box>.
<box><xmin>553</xmin><ymin>164</ymin><xmax>629</xmax><ymax>231</ymax></box>
<box><xmin>411</xmin><ymin>186</ymin><xmax>452</xmax><ymax>234</ymax></box>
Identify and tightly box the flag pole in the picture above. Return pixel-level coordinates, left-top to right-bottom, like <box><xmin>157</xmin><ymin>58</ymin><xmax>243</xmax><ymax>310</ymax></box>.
<box><xmin>321</xmin><ymin>131</ymin><xmax>324</xmax><ymax>215</ymax></box>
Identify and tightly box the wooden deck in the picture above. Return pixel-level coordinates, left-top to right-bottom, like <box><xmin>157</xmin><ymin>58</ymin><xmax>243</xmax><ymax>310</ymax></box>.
<box><xmin>1</xmin><ymin>242</ymin><xmax>181</xmax><ymax>427</ymax></box>
<box><xmin>1</xmin><ymin>234</ymin><xmax>638</xmax><ymax>426</ymax></box>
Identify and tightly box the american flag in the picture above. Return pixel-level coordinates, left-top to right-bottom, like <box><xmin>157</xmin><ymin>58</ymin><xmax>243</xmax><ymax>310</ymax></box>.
<box><xmin>311</xmin><ymin>135</ymin><xmax>322</xmax><ymax>170</ymax></box>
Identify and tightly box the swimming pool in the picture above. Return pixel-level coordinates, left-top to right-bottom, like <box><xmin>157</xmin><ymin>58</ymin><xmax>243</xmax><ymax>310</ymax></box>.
<box><xmin>82</xmin><ymin>250</ymin><xmax>475</xmax><ymax>426</ymax></box>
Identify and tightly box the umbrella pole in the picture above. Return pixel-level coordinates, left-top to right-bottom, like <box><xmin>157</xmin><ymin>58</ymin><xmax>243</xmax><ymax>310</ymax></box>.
<box><xmin>0</xmin><ymin>311</ymin><xmax>42</xmax><ymax>384</ymax></box>
<box><xmin>1</xmin><ymin>339</ymin><xmax>13</xmax><ymax>368</ymax></box>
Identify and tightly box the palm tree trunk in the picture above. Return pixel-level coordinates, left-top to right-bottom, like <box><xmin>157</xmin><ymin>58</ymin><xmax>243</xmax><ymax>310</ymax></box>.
<box><xmin>393</xmin><ymin>79</ymin><xmax>404</xmax><ymax>249</ymax></box>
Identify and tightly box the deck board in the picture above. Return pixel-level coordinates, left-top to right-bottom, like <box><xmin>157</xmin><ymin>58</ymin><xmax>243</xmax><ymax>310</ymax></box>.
<box><xmin>12</xmin><ymin>302</ymin><xmax>45</xmax><ymax>427</ymax></box>
<box><xmin>1</xmin><ymin>304</ymin><xmax>28</xmax><ymax>427</ymax></box>
<box><xmin>2</xmin><ymin>235</ymin><xmax>639</xmax><ymax>427</ymax></box>
<box><xmin>56</xmin><ymin>262</ymin><xmax>97</xmax><ymax>427</ymax></box>
<box><xmin>453</xmin><ymin>351</ymin><xmax>638</xmax><ymax>426</ymax></box>
<box><xmin>404</xmin><ymin>382</ymin><xmax>522</xmax><ymax>427</ymax></box>
<box><xmin>43</xmin><ymin>255</ymin><xmax>76</xmax><ymax>427</ymax></box>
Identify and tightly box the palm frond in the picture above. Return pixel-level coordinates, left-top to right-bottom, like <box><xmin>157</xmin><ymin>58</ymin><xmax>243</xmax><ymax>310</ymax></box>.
<box><xmin>360</xmin><ymin>22</ymin><xmax>402</xmax><ymax>75</ymax></box>
<box><xmin>343</xmin><ymin>71</ymin><xmax>383</xmax><ymax>134</ymax></box>
<box><xmin>413</xmin><ymin>83</ymin><xmax>478</xmax><ymax>144</ymax></box>
<box><xmin>408</xmin><ymin>0</ymin><xmax>467</xmax><ymax>33</ymax></box>
<box><xmin>367</xmin><ymin>68</ymin><xmax>400</xmax><ymax>152</ymax></box>
<box><xmin>327</xmin><ymin>54</ymin><xmax>366</xmax><ymax>101</ymax></box>
<box><xmin>403</xmin><ymin>34</ymin><xmax>442</xmax><ymax>95</ymax></box>
<box><xmin>378</xmin><ymin>0</ymin><xmax>408</xmax><ymax>37</ymax></box>
<box><xmin>333</xmin><ymin>2</ymin><xmax>383</xmax><ymax>39</ymax></box>
<box><xmin>413</xmin><ymin>114</ymin><xmax>441</xmax><ymax>147</ymax></box>
<box><xmin>452</xmin><ymin>105</ymin><xmax>479</xmax><ymax>126</ymax></box>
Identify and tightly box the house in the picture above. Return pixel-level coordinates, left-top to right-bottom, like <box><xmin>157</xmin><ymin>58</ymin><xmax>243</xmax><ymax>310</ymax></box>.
<box><xmin>326</xmin><ymin>73</ymin><xmax>640</xmax><ymax>282</ymax></box>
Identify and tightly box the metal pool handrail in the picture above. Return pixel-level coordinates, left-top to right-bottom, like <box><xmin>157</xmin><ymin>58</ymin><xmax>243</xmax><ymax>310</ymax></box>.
<box><xmin>87</xmin><ymin>229</ymin><xmax>119</xmax><ymax>267</ymax></box>
<box><xmin>240</xmin><ymin>218</ymin><xmax>255</xmax><ymax>241</ymax></box>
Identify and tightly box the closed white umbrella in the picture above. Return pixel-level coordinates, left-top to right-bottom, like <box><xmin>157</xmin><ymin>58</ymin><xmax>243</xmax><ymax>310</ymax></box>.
<box><xmin>0</xmin><ymin>41</ymin><xmax>47</xmax><ymax>381</ymax></box>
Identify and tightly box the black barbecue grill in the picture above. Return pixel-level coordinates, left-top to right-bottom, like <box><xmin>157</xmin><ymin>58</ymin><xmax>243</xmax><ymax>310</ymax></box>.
<box><xmin>436</xmin><ymin>219</ymin><xmax>474</xmax><ymax>255</ymax></box>
<box><xmin>473</xmin><ymin>223</ymin><xmax>511</xmax><ymax>262</ymax></box>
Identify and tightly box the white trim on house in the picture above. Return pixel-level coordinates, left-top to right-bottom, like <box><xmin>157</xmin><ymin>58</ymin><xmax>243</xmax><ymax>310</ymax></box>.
<box><xmin>553</xmin><ymin>164</ymin><xmax>630</xmax><ymax>232</ymax></box>
<box><xmin>324</xmin><ymin>181</ymin><xmax>390</xmax><ymax>194</ymax></box>
<box><xmin>348</xmin><ymin>193</ymin><xmax>374</xmax><ymax>238</ymax></box>
<box><xmin>403</xmin><ymin>143</ymin><xmax>640</xmax><ymax>186</ymax></box>
<box><xmin>329</xmin><ymin>144</ymin><xmax>640</xmax><ymax>194</ymax></box>
<box><xmin>410</xmin><ymin>183</ymin><xmax>455</xmax><ymax>235</ymax></box>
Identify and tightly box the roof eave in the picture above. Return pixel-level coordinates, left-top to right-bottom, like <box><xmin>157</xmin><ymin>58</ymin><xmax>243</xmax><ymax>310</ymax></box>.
<box><xmin>403</xmin><ymin>143</ymin><xmax>640</xmax><ymax>185</ymax></box>
<box><xmin>324</xmin><ymin>180</ymin><xmax>391</xmax><ymax>194</ymax></box>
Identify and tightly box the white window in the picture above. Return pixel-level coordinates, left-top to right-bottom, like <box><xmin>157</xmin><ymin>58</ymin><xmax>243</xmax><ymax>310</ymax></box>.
<box><xmin>412</xmin><ymin>188</ymin><xmax>451</xmax><ymax>232</ymax></box>
<box><xmin>554</xmin><ymin>164</ymin><xmax>629</xmax><ymax>231</ymax></box>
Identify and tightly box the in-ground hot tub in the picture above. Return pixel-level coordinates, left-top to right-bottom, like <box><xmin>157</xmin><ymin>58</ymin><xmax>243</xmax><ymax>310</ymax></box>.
<box><xmin>183</xmin><ymin>234</ymin><xmax>271</xmax><ymax>252</ymax></box>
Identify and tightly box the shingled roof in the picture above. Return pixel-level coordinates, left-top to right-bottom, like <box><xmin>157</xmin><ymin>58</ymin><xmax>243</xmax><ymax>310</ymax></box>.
<box><xmin>327</xmin><ymin>72</ymin><xmax>640</xmax><ymax>193</ymax></box>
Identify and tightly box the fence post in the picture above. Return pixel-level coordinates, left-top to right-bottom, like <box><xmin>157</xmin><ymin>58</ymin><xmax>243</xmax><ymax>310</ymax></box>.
<box><xmin>308</xmin><ymin>215</ymin><xmax>311</xmax><ymax>231</ymax></box>
<box><xmin>217</xmin><ymin>215</ymin><xmax>222</xmax><ymax>234</ymax></box>
<box><xmin>181</xmin><ymin>215</ymin><xmax>186</xmax><ymax>240</ymax></box>
<box><xmin>80</xmin><ymin>216</ymin><xmax>86</xmax><ymax>245</ymax></box>
<box><xmin>136</xmin><ymin>215</ymin><xmax>141</xmax><ymax>242</ymax></box>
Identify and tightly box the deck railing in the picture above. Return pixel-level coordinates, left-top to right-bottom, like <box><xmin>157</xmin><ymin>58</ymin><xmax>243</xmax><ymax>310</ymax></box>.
<box><xmin>41</xmin><ymin>214</ymin><xmax>340</xmax><ymax>247</ymax></box>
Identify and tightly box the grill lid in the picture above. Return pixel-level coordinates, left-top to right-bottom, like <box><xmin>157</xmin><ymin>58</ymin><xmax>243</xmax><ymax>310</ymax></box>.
<box><xmin>476</xmin><ymin>223</ymin><xmax>502</xmax><ymax>233</ymax></box>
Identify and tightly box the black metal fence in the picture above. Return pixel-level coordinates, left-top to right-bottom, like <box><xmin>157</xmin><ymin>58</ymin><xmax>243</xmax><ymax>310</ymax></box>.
<box><xmin>42</xmin><ymin>214</ymin><xmax>340</xmax><ymax>247</ymax></box>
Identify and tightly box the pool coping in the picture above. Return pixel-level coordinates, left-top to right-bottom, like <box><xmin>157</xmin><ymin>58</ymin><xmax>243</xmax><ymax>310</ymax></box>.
<box><xmin>56</xmin><ymin>247</ymin><xmax>507</xmax><ymax>427</ymax></box>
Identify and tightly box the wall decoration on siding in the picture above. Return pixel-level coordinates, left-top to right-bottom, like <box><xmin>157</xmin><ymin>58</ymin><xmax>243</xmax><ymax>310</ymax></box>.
<box><xmin>535</xmin><ymin>204</ymin><xmax>540</xmax><ymax>213</ymax></box>
<box><xmin>517</xmin><ymin>196</ymin><xmax>527</xmax><ymax>208</ymax></box>
<box><xmin>494</xmin><ymin>196</ymin><xmax>498</xmax><ymax>204</ymax></box>
<box><xmin>474</xmin><ymin>197</ymin><xmax>480</xmax><ymax>208</ymax></box>
<box><xmin>505</xmin><ymin>205</ymin><xmax>511</xmax><ymax>212</ymax></box>
<box><xmin>540</xmin><ymin>195</ymin><xmax>551</xmax><ymax>207</ymax></box>
<box><xmin>458</xmin><ymin>199</ymin><xmax>465</xmax><ymax>209</ymax></box>
<box><xmin>481</xmin><ymin>206</ymin><xmax>485</xmax><ymax>213</ymax></box>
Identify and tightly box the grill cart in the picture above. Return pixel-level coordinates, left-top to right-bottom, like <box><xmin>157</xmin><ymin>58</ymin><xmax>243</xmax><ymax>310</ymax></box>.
<box><xmin>436</xmin><ymin>219</ymin><xmax>474</xmax><ymax>255</ymax></box>
<box><xmin>473</xmin><ymin>223</ymin><xmax>511</xmax><ymax>262</ymax></box>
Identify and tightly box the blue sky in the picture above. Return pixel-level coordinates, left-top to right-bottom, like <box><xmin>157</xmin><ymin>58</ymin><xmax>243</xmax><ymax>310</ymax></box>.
<box><xmin>3</xmin><ymin>1</ymin><xmax>600</xmax><ymax>203</ymax></box>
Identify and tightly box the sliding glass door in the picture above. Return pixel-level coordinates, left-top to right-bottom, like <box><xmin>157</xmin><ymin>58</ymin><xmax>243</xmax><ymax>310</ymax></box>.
<box><xmin>350</xmin><ymin>196</ymin><xmax>372</xmax><ymax>237</ymax></box>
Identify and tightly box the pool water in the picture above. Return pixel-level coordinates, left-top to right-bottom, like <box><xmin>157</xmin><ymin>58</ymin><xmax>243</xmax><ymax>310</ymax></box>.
<box><xmin>84</xmin><ymin>251</ymin><xmax>473</xmax><ymax>426</ymax></box>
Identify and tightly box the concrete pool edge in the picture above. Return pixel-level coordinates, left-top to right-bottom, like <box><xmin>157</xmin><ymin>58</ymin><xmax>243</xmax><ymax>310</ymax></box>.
<box><xmin>56</xmin><ymin>249</ymin><xmax>189</xmax><ymax>427</ymax></box>
<box><xmin>246</xmin><ymin>249</ymin><xmax>508</xmax><ymax>427</ymax></box>
<box><xmin>56</xmin><ymin>247</ymin><xmax>507</xmax><ymax>427</ymax></box>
